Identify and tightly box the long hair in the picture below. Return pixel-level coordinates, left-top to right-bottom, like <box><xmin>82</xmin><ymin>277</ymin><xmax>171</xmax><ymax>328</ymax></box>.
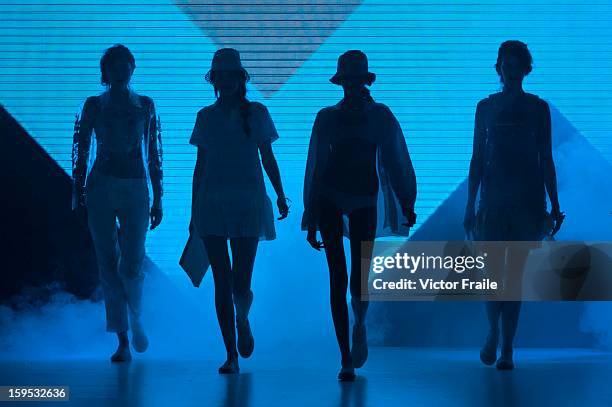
<box><xmin>210</xmin><ymin>71</ymin><xmax>251</xmax><ymax>137</ymax></box>
<box><xmin>360</xmin><ymin>86</ymin><xmax>375</xmax><ymax>103</ymax></box>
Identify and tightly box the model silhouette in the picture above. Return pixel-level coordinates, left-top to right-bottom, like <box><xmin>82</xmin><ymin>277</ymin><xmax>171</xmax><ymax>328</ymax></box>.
<box><xmin>72</xmin><ymin>44</ymin><xmax>163</xmax><ymax>362</ymax></box>
<box><xmin>302</xmin><ymin>50</ymin><xmax>417</xmax><ymax>381</ymax></box>
<box><xmin>189</xmin><ymin>48</ymin><xmax>289</xmax><ymax>374</ymax></box>
<box><xmin>464</xmin><ymin>40</ymin><xmax>564</xmax><ymax>370</ymax></box>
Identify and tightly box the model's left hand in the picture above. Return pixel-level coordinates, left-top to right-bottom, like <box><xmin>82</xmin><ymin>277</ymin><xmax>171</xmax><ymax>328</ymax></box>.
<box><xmin>150</xmin><ymin>206</ymin><xmax>163</xmax><ymax>230</ymax></box>
<box><xmin>550</xmin><ymin>208</ymin><xmax>565</xmax><ymax>237</ymax></box>
<box><xmin>277</xmin><ymin>196</ymin><xmax>290</xmax><ymax>220</ymax></box>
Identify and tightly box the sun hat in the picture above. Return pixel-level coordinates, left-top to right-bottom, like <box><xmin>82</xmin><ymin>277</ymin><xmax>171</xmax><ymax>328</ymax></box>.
<box><xmin>205</xmin><ymin>48</ymin><xmax>250</xmax><ymax>83</ymax></box>
<box><xmin>330</xmin><ymin>50</ymin><xmax>376</xmax><ymax>86</ymax></box>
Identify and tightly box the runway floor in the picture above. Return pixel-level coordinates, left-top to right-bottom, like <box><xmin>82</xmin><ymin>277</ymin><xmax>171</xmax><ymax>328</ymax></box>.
<box><xmin>1</xmin><ymin>348</ymin><xmax>611</xmax><ymax>407</ymax></box>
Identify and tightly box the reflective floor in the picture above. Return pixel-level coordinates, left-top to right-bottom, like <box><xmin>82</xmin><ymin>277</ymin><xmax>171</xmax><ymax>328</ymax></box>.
<box><xmin>1</xmin><ymin>348</ymin><xmax>611</xmax><ymax>407</ymax></box>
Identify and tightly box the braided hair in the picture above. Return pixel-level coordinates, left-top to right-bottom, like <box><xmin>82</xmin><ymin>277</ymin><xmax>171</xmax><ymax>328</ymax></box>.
<box><xmin>211</xmin><ymin>71</ymin><xmax>251</xmax><ymax>137</ymax></box>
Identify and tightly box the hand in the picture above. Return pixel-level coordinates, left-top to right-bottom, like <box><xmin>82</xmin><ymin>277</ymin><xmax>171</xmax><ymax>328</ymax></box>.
<box><xmin>150</xmin><ymin>206</ymin><xmax>163</xmax><ymax>230</ymax></box>
<box><xmin>550</xmin><ymin>208</ymin><xmax>565</xmax><ymax>237</ymax></box>
<box><xmin>463</xmin><ymin>204</ymin><xmax>476</xmax><ymax>235</ymax></box>
<box><xmin>400</xmin><ymin>201</ymin><xmax>417</xmax><ymax>227</ymax></box>
<box><xmin>277</xmin><ymin>196</ymin><xmax>290</xmax><ymax>220</ymax></box>
<box><xmin>307</xmin><ymin>229</ymin><xmax>324</xmax><ymax>251</ymax></box>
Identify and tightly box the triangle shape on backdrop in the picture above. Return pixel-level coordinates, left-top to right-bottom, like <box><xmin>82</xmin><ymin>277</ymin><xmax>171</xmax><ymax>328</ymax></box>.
<box><xmin>174</xmin><ymin>0</ymin><xmax>364</xmax><ymax>97</ymax></box>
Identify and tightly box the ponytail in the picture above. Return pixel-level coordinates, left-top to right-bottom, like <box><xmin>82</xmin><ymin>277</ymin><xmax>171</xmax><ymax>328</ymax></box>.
<box><xmin>361</xmin><ymin>86</ymin><xmax>374</xmax><ymax>103</ymax></box>
<box><xmin>238</xmin><ymin>82</ymin><xmax>251</xmax><ymax>137</ymax></box>
<box><xmin>212</xmin><ymin>72</ymin><xmax>251</xmax><ymax>137</ymax></box>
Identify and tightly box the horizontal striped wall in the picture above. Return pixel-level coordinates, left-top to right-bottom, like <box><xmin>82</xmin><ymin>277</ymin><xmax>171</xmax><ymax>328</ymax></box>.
<box><xmin>1</xmin><ymin>0</ymin><xmax>611</xmax><ymax>273</ymax></box>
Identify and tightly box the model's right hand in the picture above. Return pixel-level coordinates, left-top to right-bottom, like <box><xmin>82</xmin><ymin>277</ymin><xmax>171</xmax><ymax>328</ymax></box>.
<box><xmin>277</xmin><ymin>196</ymin><xmax>290</xmax><ymax>220</ymax></box>
<box><xmin>307</xmin><ymin>229</ymin><xmax>324</xmax><ymax>251</ymax></box>
<box><xmin>400</xmin><ymin>201</ymin><xmax>417</xmax><ymax>227</ymax></box>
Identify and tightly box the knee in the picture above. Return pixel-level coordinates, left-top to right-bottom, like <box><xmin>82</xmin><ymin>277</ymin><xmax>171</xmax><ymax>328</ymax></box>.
<box><xmin>349</xmin><ymin>278</ymin><xmax>362</xmax><ymax>298</ymax></box>
<box><xmin>330</xmin><ymin>272</ymin><xmax>348</xmax><ymax>293</ymax></box>
<box><xmin>118</xmin><ymin>254</ymin><xmax>145</xmax><ymax>279</ymax></box>
<box><xmin>97</xmin><ymin>252</ymin><xmax>119</xmax><ymax>279</ymax></box>
<box><xmin>212</xmin><ymin>271</ymin><xmax>232</xmax><ymax>296</ymax></box>
<box><xmin>232</xmin><ymin>281</ymin><xmax>250</xmax><ymax>298</ymax></box>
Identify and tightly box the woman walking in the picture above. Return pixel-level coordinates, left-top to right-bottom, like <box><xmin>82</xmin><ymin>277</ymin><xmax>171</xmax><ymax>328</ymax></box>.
<box><xmin>189</xmin><ymin>48</ymin><xmax>289</xmax><ymax>374</ymax></box>
<box><xmin>72</xmin><ymin>44</ymin><xmax>163</xmax><ymax>362</ymax></box>
<box><xmin>464</xmin><ymin>40</ymin><xmax>564</xmax><ymax>370</ymax></box>
<box><xmin>302</xmin><ymin>50</ymin><xmax>417</xmax><ymax>381</ymax></box>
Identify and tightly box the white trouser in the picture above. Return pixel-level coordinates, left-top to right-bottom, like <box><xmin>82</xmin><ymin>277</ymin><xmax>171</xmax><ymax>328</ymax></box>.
<box><xmin>86</xmin><ymin>170</ymin><xmax>150</xmax><ymax>333</ymax></box>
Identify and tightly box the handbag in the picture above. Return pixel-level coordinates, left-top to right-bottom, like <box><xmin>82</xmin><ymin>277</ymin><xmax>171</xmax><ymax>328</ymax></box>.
<box><xmin>179</xmin><ymin>228</ymin><xmax>210</xmax><ymax>287</ymax></box>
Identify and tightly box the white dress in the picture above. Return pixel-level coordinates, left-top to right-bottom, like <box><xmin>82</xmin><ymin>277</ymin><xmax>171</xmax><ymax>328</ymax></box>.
<box><xmin>189</xmin><ymin>100</ymin><xmax>278</xmax><ymax>240</ymax></box>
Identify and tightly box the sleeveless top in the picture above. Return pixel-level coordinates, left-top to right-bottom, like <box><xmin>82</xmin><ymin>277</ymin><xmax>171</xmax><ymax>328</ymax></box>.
<box><xmin>320</xmin><ymin>107</ymin><xmax>379</xmax><ymax>198</ymax></box>
<box><xmin>478</xmin><ymin>92</ymin><xmax>548</xmax><ymax>212</ymax></box>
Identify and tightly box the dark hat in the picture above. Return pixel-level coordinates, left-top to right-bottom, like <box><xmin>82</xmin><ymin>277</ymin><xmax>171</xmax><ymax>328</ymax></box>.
<box><xmin>330</xmin><ymin>50</ymin><xmax>376</xmax><ymax>86</ymax></box>
<box><xmin>205</xmin><ymin>48</ymin><xmax>250</xmax><ymax>83</ymax></box>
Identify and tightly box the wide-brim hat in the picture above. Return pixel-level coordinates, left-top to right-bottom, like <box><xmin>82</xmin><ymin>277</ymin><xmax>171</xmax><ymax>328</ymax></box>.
<box><xmin>205</xmin><ymin>48</ymin><xmax>250</xmax><ymax>83</ymax></box>
<box><xmin>330</xmin><ymin>50</ymin><xmax>376</xmax><ymax>86</ymax></box>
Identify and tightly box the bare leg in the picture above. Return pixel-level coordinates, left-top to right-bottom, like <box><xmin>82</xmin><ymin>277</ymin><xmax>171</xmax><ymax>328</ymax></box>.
<box><xmin>480</xmin><ymin>245</ymin><xmax>506</xmax><ymax>365</ymax></box>
<box><xmin>348</xmin><ymin>206</ymin><xmax>376</xmax><ymax>369</ymax></box>
<box><xmin>318</xmin><ymin>199</ymin><xmax>354</xmax><ymax>380</ymax></box>
<box><xmin>497</xmin><ymin>248</ymin><xmax>529</xmax><ymax>370</ymax></box>
<box><xmin>202</xmin><ymin>235</ymin><xmax>239</xmax><ymax>373</ymax></box>
<box><xmin>230</xmin><ymin>237</ymin><xmax>258</xmax><ymax>358</ymax></box>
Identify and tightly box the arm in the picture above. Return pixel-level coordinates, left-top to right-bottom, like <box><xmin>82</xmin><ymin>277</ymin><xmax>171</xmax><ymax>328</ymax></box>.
<box><xmin>379</xmin><ymin>108</ymin><xmax>417</xmax><ymax>218</ymax></box>
<box><xmin>190</xmin><ymin>147</ymin><xmax>205</xmax><ymax>232</ymax></box>
<box><xmin>192</xmin><ymin>147</ymin><xmax>204</xmax><ymax>209</ymax></box>
<box><xmin>147</xmin><ymin>99</ymin><xmax>163</xmax><ymax>210</ymax></box>
<box><xmin>255</xmin><ymin>104</ymin><xmax>288</xmax><ymax>219</ymax></box>
<box><xmin>71</xmin><ymin>97</ymin><xmax>96</xmax><ymax>211</ymax></box>
<box><xmin>303</xmin><ymin>112</ymin><xmax>322</xmax><ymax>230</ymax></box>
<box><xmin>539</xmin><ymin>101</ymin><xmax>560</xmax><ymax>215</ymax></box>
<box><xmin>259</xmin><ymin>142</ymin><xmax>286</xmax><ymax>201</ymax></box>
<box><xmin>465</xmin><ymin>100</ymin><xmax>487</xmax><ymax>231</ymax></box>
<box><xmin>304</xmin><ymin>111</ymin><xmax>324</xmax><ymax>249</ymax></box>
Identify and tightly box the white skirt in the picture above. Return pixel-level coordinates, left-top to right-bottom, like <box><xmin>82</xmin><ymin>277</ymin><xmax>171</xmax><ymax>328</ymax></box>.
<box><xmin>193</xmin><ymin>187</ymin><xmax>276</xmax><ymax>240</ymax></box>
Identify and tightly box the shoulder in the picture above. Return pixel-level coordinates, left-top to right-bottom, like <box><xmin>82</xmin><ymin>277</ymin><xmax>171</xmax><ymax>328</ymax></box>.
<box><xmin>139</xmin><ymin>95</ymin><xmax>155</xmax><ymax>109</ymax></box>
<box><xmin>371</xmin><ymin>102</ymin><xmax>394</xmax><ymax>117</ymax></box>
<box><xmin>196</xmin><ymin>104</ymin><xmax>216</xmax><ymax>118</ymax></box>
<box><xmin>478</xmin><ymin>94</ymin><xmax>497</xmax><ymax>108</ymax></box>
<box><xmin>248</xmin><ymin>100</ymin><xmax>268</xmax><ymax>112</ymax></box>
<box><xmin>369</xmin><ymin>103</ymin><xmax>401</xmax><ymax>127</ymax></box>
<box><xmin>247</xmin><ymin>101</ymin><xmax>274</xmax><ymax>121</ymax></box>
<box><xmin>80</xmin><ymin>95</ymin><xmax>101</xmax><ymax>118</ymax></box>
<box><xmin>316</xmin><ymin>104</ymin><xmax>340</xmax><ymax>120</ymax></box>
<box><xmin>524</xmin><ymin>93</ymin><xmax>549</xmax><ymax>111</ymax></box>
<box><xmin>83</xmin><ymin>95</ymin><xmax>100</xmax><ymax>109</ymax></box>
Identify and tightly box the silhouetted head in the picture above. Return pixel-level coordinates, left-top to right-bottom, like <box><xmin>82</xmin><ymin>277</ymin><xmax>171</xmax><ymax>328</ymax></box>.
<box><xmin>205</xmin><ymin>48</ymin><xmax>250</xmax><ymax>99</ymax></box>
<box><xmin>331</xmin><ymin>50</ymin><xmax>376</xmax><ymax>98</ymax></box>
<box><xmin>100</xmin><ymin>44</ymin><xmax>135</xmax><ymax>87</ymax></box>
<box><xmin>206</xmin><ymin>48</ymin><xmax>252</xmax><ymax>136</ymax></box>
<box><xmin>495</xmin><ymin>40</ymin><xmax>532</xmax><ymax>88</ymax></box>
